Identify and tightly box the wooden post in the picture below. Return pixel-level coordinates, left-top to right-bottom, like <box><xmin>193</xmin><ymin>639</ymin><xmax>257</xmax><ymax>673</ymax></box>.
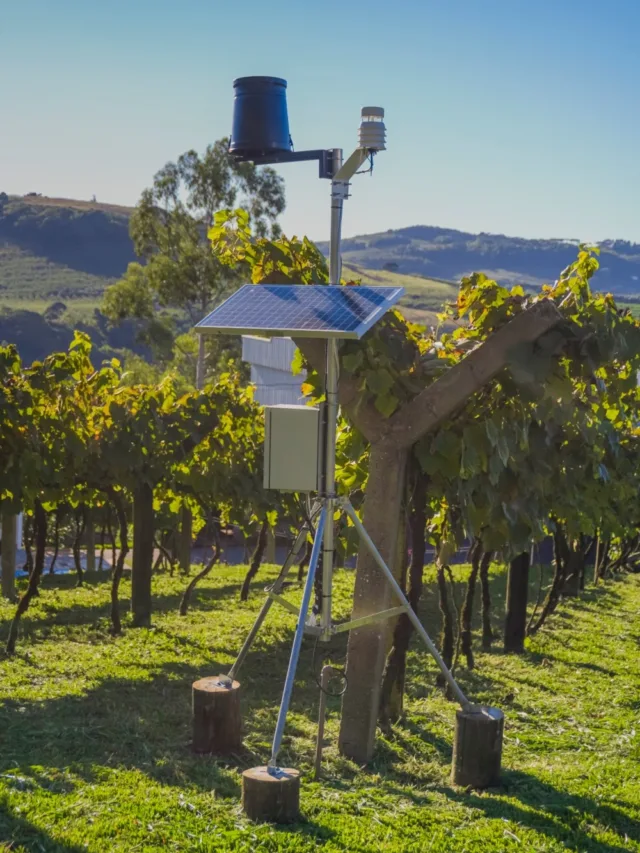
<box><xmin>85</xmin><ymin>512</ymin><xmax>95</xmax><ymax>572</ymax></box>
<box><xmin>1</xmin><ymin>511</ymin><xmax>17</xmax><ymax>601</ymax></box>
<box><xmin>339</xmin><ymin>441</ymin><xmax>407</xmax><ymax>764</ymax></box>
<box><xmin>314</xmin><ymin>666</ymin><xmax>333</xmax><ymax>779</ymax></box>
<box><xmin>452</xmin><ymin>706</ymin><xmax>504</xmax><ymax>788</ymax></box>
<box><xmin>192</xmin><ymin>676</ymin><xmax>242</xmax><ymax>754</ymax></box>
<box><xmin>242</xmin><ymin>766</ymin><xmax>300</xmax><ymax>823</ymax></box>
<box><xmin>265</xmin><ymin>528</ymin><xmax>276</xmax><ymax>564</ymax></box>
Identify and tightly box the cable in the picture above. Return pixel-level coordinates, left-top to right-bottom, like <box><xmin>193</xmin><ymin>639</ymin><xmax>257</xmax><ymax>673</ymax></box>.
<box><xmin>355</xmin><ymin>152</ymin><xmax>375</xmax><ymax>176</ymax></box>
<box><xmin>312</xmin><ymin>634</ymin><xmax>348</xmax><ymax>697</ymax></box>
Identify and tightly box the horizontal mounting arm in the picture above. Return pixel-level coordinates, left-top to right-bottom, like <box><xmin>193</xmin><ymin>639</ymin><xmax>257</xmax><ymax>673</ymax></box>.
<box><xmin>230</xmin><ymin>149</ymin><xmax>335</xmax><ymax>179</ymax></box>
<box><xmin>230</xmin><ymin>146</ymin><xmax>372</xmax><ymax>181</ymax></box>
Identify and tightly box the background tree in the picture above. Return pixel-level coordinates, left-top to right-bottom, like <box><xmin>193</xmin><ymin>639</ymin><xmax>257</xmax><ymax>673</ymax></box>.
<box><xmin>103</xmin><ymin>140</ymin><xmax>285</xmax><ymax>388</ymax></box>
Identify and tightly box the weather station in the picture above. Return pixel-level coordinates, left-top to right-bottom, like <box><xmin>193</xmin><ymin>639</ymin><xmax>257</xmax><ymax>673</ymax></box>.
<box><xmin>193</xmin><ymin>76</ymin><xmax>502</xmax><ymax>823</ymax></box>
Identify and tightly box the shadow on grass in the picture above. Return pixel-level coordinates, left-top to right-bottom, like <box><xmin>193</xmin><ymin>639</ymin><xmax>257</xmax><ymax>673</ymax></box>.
<box><xmin>9</xmin><ymin>576</ymin><xmax>247</xmax><ymax>642</ymax></box>
<box><xmin>0</xmin><ymin>798</ymin><xmax>86</xmax><ymax>852</ymax></box>
<box><xmin>0</xmin><ymin>660</ymin><xmax>242</xmax><ymax>797</ymax></box>
<box><xmin>0</xmin><ymin>629</ymin><xmax>351</xmax><ymax>796</ymax></box>
<box><xmin>436</xmin><ymin>769</ymin><xmax>639</xmax><ymax>853</ymax></box>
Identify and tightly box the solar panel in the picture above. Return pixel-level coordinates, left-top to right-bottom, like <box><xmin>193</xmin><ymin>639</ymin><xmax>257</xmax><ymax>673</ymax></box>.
<box><xmin>195</xmin><ymin>284</ymin><xmax>405</xmax><ymax>340</ymax></box>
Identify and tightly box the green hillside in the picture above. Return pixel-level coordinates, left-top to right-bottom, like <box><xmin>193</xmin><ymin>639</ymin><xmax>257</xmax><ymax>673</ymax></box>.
<box><xmin>0</xmin><ymin>196</ymin><xmax>461</xmax><ymax>362</ymax></box>
<box><xmin>319</xmin><ymin>227</ymin><xmax>640</xmax><ymax>293</ymax></box>
<box><xmin>3</xmin><ymin>193</ymin><xmax>638</xmax><ymax>363</ymax></box>
<box><xmin>344</xmin><ymin>263</ymin><xmax>458</xmax><ymax>324</ymax></box>
<box><xmin>0</xmin><ymin>197</ymin><xmax>142</xmax><ymax>363</ymax></box>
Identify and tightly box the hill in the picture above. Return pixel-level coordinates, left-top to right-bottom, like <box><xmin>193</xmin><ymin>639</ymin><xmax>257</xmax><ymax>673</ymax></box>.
<box><xmin>2</xmin><ymin>194</ymin><xmax>640</xmax><ymax>361</ymax></box>
<box><xmin>0</xmin><ymin>196</ymin><xmax>143</xmax><ymax>363</ymax></box>
<box><xmin>318</xmin><ymin>226</ymin><xmax>640</xmax><ymax>295</ymax></box>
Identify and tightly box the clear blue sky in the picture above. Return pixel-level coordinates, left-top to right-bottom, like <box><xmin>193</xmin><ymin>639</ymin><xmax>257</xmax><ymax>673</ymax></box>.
<box><xmin>2</xmin><ymin>0</ymin><xmax>639</xmax><ymax>243</ymax></box>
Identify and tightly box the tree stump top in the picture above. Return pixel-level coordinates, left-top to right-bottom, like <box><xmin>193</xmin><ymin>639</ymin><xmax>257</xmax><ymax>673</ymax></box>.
<box><xmin>193</xmin><ymin>676</ymin><xmax>240</xmax><ymax>693</ymax></box>
<box><xmin>462</xmin><ymin>706</ymin><xmax>504</xmax><ymax>722</ymax></box>
<box><xmin>243</xmin><ymin>766</ymin><xmax>300</xmax><ymax>784</ymax></box>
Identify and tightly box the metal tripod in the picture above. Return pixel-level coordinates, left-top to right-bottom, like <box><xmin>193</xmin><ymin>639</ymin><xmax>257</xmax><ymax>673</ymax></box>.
<box><xmin>224</xmin><ymin>148</ymin><xmax>473</xmax><ymax>770</ymax></box>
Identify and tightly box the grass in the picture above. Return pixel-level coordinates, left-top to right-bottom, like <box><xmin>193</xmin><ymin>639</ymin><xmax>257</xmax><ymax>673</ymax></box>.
<box><xmin>0</xmin><ymin>561</ymin><xmax>638</xmax><ymax>852</ymax></box>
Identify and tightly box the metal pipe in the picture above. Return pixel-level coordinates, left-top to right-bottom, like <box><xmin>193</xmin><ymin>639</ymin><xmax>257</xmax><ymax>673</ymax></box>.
<box><xmin>342</xmin><ymin>499</ymin><xmax>473</xmax><ymax>710</ymax></box>
<box><xmin>227</xmin><ymin>514</ymin><xmax>314</xmax><ymax>681</ymax></box>
<box><xmin>329</xmin><ymin>148</ymin><xmax>344</xmax><ymax>285</ymax></box>
<box><xmin>320</xmin><ymin>149</ymin><xmax>344</xmax><ymax>642</ymax></box>
<box><xmin>269</xmin><ymin>507</ymin><xmax>327</xmax><ymax>767</ymax></box>
<box><xmin>331</xmin><ymin>605</ymin><xmax>407</xmax><ymax>634</ymax></box>
<box><xmin>314</xmin><ymin>665</ymin><xmax>333</xmax><ymax>779</ymax></box>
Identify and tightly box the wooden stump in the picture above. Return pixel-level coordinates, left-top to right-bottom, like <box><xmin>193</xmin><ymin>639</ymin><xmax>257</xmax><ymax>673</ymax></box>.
<box><xmin>452</xmin><ymin>706</ymin><xmax>504</xmax><ymax>788</ymax></box>
<box><xmin>242</xmin><ymin>766</ymin><xmax>300</xmax><ymax>823</ymax></box>
<box><xmin>192</xmin><ymin>676</ymin><xmax>242</xmax><ymax>754</ymax></box>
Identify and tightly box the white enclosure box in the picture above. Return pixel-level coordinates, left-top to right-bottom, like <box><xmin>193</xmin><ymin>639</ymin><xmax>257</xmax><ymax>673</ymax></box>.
<box><xmin>264</xmin><ymin>405</ymin><xmax>322</xmax><ymax>492</ymax></box>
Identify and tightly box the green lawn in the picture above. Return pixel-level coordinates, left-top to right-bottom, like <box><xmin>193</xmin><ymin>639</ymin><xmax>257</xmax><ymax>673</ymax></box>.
<box><xmin>0</xmin><ymin>562</ymin><xmax>638</xmax><ymax>852</ymax></box>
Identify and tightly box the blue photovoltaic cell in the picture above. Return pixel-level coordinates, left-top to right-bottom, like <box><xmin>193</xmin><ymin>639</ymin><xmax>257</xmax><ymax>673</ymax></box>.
<box><xmin>195</xmin><ymin>284</ymin><xmax>404</xmax><ymax>340</ymax></box>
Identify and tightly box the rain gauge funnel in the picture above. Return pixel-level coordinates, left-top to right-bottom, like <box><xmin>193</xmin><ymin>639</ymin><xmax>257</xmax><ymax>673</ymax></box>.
<box><xmin>229</xmin><ymin>76</ymin><xmax>292</xmax><ymax>159</ymax></box>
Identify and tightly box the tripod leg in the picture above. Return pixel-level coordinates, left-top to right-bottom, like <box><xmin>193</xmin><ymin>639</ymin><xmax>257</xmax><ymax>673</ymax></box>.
<box><xmin>269</xmin><ymin>505</ymin><xmax>327</xmax><ymax>768</ymax></box>
<box><xmin>342</xmin><ymin>500</ymin><xmax>473</xmax><ymax>710</ymax></box>
<box><xmin>228</xmin><ymin>507</ymin><xmax>318</xmax><ymax>681</ymax></box>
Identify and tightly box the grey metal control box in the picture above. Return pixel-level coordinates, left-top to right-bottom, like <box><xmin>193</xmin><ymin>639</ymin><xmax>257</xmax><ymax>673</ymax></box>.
<box><xmin>263</xmin><ymin>405</ymin><xmax>322</xmax><ymax>492</ymax></box>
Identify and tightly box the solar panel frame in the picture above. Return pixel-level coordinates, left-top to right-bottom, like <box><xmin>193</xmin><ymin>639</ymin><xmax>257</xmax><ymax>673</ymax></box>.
<box><xmin>195</xmin><ymin>284</ymin><xmax>405</xmax><ymax>340</ymax></box>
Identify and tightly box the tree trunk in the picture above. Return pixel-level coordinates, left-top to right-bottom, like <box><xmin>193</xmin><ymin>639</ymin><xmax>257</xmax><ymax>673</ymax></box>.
<box><xmin>180</xmin><ymin>530</ymin><xmax>221</xmax><ymax>616</ymax></box>
<box><xmin>23</xmin><ymin>513</ymin><xmax>33</xmax><ymax>575</ymax></box>
<box><xmin>48</xmin><ymin>508</ymin><xmax>61</xmax><ymax>575</ymax></box>
<box><xmin>596</xmin><ymin>539</ymin><xmax>610</xmax><ymax>582</ymax></box>
<box><xmin>562</xmin><ymin>548</ymin><xmax>582</xmax><ymax>597</ymax></box>
<box><xmin>379</xmin><ymin>470</ymin><xmax>427</xmax><ymax>726</ymax></box>
<box><xmin>1</xmin><ymin>510</ymin><xmax>17</xmax><ymax>601</ymax></box>
<box><xmin>196</xmin><ymin>332</ymin><xmax>206</xmax><ymax>390</ymax></box>
<box><xmin>72</xmin><ymin>507</ymin><xmax>86</xmax><ymax>586</ymax></box>
<box><xmin>131</xmin><ymin>482</ymin><xmax>154</xmax><ymax>628</ymax></box>
<box><xmin>240</xmin><ymin>519</ymin><xmax>269</xmax><ymax>601</ymax></box>
<box><xmin>504</xmin><ymin>551</ymin><xmax>530</xmax><ymax>653</ymax></box>
<box><xmin>178</xmin><ymin>506</ymin><xmax>193</xmax><ymax>574</ymax></box>
<box><xmin>98</xmin><ymin>512</ymin><xmax>107</xmax><ymax>571</ymax></box>
<box><xmin>480</xmin><ymin>550</ymin><xmax>494</xmax><ymax>650</ymax></box>
<box><xmin>108</xmin><ymin>505</ymin><xmax>117</xmax><ymax>572</ymax></box>
<box><xmin>436</xmin><ymin>561</ymin><xmax>455</xmax><ymax>683</ymax></box>
<box><xmin>529</xmin><ymin>528</ymin><xmax>567</xmax><ymax>635</ymax></box>
<box><xmin>297</xmin><ymin>539</ymin><xmax>313</xmax><ymax>582</ymax></box>
<box><xmin>85</xmin><ymin>510</ymin><xmax>95</xmax><ymax>572</ymax></box>
<box><xmin>108</xmin><ymin>490</ymin><xmax>129</xmax><ymax>634</ymax></box>
<box><xmin>339</xmin><ymin>441</ymin><xmax>408</xmax><ymax>765</ymax></box>
<box><xmin>6</xmin><ymin>500</ymin><xmax>47</xmax><ymax>654</ymax></box>
<box><xmin>460</xmin><ymin>539</ymin><xmax>481</xmax><ymax>669</ymax></box>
